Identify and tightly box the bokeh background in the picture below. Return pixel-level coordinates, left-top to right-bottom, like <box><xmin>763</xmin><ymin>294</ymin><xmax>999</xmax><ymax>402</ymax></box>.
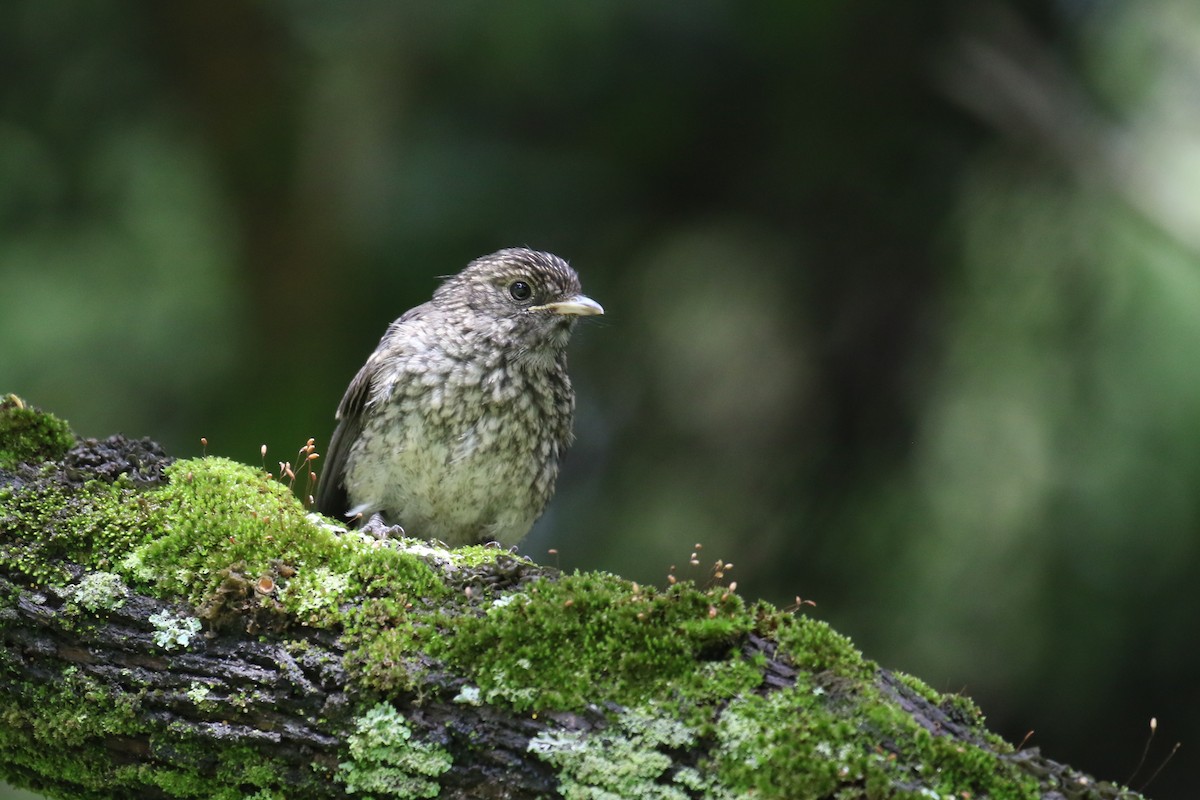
<box><xmin>2</xmin><ymin>1</ymin><xmax>1197</xmax><ymax>797</ymax></box>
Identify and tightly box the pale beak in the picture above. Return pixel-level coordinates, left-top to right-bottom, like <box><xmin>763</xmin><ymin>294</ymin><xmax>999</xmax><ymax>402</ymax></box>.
<box><xmin>531</xmin><ymin>294</ymin><xmax>604</xmax><ymax>317</ymax></box>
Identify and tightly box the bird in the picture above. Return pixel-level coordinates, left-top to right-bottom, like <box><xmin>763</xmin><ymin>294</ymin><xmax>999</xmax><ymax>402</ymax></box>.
<box><xmin>316</xmin><ymin>247</ymin><xmax>603</xmax><ymax>547</ymax></box>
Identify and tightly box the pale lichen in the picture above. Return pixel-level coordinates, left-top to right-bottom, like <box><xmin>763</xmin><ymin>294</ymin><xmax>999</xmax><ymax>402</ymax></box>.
<box><xmin>528</xmin><ymin>705</ymin><xmax>727</xmax><ymax>800</ymax></box>
<box><xmin>148</xmin><ymin>611</ymin><xmax>202</xmax><ymax>650</ymax></box>
<box><xmin>337</xmin><ymin>703</ymin><xmax>452</xmax><ymax>799</ymax></box>
<box><xmin>70</xmin><ymin>571</ymin><xmax>128</xmax><ymax>614</ymax></box>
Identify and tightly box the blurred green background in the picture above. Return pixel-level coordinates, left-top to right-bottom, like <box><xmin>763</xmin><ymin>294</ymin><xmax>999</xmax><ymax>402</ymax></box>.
<box><xmin>2</xmin><ymin>1</ymin><xmax>1197</xmax><ymax>798</ymax></box>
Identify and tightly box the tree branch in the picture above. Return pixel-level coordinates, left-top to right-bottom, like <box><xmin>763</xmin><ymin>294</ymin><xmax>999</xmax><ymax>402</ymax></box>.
<box><xmin>0</xmin><ymin>395</ymin><xmax>1145</xmax><ymax>799</ymax></box>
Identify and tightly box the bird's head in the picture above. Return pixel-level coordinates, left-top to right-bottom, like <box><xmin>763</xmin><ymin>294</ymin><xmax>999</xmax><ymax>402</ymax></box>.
<box><xmin>435</xmin><ymin>247</ymin><xmax>603</xmax><ymax>350</ymax></box>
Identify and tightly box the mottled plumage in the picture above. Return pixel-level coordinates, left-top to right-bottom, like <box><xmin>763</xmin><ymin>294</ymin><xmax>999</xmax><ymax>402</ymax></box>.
<box><xmin>316</xmin><ymin>248</ymin><xmax>602</xmax><ymax>546</ymax></box>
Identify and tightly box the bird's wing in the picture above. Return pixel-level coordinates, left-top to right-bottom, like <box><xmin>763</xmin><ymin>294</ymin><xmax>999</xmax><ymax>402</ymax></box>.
<box><xmin>315</xmin><ymin>357</ymin><xmax>372</xmax><ymax>519</ymax></box>
<box><xmin>315</xmin><ymin>304</ymin><xmax>431</xmax><ymax>519</ymax></box>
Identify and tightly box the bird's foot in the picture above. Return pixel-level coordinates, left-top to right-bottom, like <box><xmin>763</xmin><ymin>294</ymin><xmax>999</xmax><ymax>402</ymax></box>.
<box><xmin>361</xmin><ymin>513</ymin><xmax>406</xmax><ymax>541</ymax></box>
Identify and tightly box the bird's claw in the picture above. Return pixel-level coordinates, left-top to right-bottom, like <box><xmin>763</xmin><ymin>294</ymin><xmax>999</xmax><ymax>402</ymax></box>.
<box><xmin>361</xmin><ymin>513</ymin><xmax>405</xmax><ymax>541</ymax></box>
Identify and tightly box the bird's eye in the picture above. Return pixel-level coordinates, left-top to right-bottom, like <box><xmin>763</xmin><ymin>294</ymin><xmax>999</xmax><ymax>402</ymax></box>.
<box><xmin>509</xmin><ymin>280</ymin><xmax>533</xmax><ymax>301</ymax></box>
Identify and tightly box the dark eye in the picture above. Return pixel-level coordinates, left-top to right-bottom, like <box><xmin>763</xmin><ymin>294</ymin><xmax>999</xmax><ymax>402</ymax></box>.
<box><xmin>509</xmin><ymin>280</ymin><xmax>533</xmax><ymax>301</ymax></box>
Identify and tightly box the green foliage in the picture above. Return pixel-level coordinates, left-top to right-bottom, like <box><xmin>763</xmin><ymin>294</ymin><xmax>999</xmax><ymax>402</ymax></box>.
<box><xmin>146</xmin><ymin>458</ymin><xmax>446</xmax><ymax>620</ymax></box>
<box><xmin>123</xmin><ymin>457</ymin><xmax>344</xmax><ymax>606</ymax></box>
<box><xmin>0</xmin><ymin>476</ymin><xmax>162</xmax><ymax>588</ymax></box>
<box><xmin>343</xmin><ymin>620</ymin><xmax>425</xmax><ymax>695</ymax></box>
<box><xmin>0</xmin><ymin>444</ymin><xmax>447</xmax><ymax>638</ymax></box>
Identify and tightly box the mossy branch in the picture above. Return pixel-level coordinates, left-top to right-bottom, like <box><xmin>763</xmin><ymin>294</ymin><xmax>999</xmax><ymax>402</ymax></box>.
<box><xmin>0</xmin><ymin>395</ymin><xmax>1145</xmax><ymax>800</ymax></box>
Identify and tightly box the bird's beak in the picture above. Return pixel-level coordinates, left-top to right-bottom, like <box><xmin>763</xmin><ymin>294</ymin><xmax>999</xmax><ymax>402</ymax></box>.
<box><xmin>531</xmin><ymin>294</ymin><xmax>604</xmax><ymax>317</ymax></box>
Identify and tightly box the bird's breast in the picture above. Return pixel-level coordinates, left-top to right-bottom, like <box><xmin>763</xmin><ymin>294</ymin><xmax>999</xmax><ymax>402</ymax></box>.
<box><xmin>345</xmin><ymin>352</ymin><xmax>574</xmax><ymax>544</ymax></box>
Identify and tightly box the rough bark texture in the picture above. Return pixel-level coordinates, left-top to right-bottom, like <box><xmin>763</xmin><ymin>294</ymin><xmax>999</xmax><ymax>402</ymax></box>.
<box><xmin>0</xmin><ymin>565</ymin><xmax>569</xmax><ymax>799</ymax></box>
<box><xmin>0</xmin><ymin>396</ymin><xmax>1148</xmax><ymax>800</ymax></box>
<box><xmin>1</xmin><ymin>573</ymin><xmax>347</xmax><ymax>793</ymax></box>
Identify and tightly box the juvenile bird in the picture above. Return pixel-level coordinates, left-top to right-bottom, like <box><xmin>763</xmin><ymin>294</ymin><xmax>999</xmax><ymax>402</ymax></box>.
<box><xmin>316</xmin><ymin>247</ymin><xmax>603</xmax><ymax>547</ymax></box>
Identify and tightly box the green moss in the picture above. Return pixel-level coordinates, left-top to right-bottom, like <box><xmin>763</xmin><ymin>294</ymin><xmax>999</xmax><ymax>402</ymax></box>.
<box><xmin>862</xmin><ymin>695</ymin><xmax>1041</xmax><ymax>799</ymax></box>
<box><xmin>0</xmin><ymin>666</ymin><xmax>148</xmax><ymax>797</ymax></box>
<box><xmin>705</xmin><ymin>670</ymin><xmax>1043</xmax><ymax>800</ymax></box>
<box><xmin>124</xmin><ymin>457</ymin><xmax>350</xmax><ymax>606</ymax></box>
<box><xmin>0</xmin><ymin>478</ymin><xmax>163</xmax><ymax>587</ymax></box>
<box><xmin>115</xmin><ymin>744</ymin><xmax>284</xmax><ymax>800</ymax></box>
<box><xmin>119</xmin><ymin>458</ymin><xmax>447</xmax><ymax>623</ymax></box>
<box><xmin>345</xmin><ymin>619</ymin><xmax>425</xmax><ymax>695</ymax></box>
<box><xmin>892</xmin><ymin>669</ymin><xmax>943</xmax><ymax>705</ymax></box>
<box><xmin>938</xmin><ymin>690</ymin><xmax>989</xmax><ymax>728</ymax></box>
<box><xmin>0</xmin><ymin>449</ymin><xmax>459</xmax><ymax>743</ymax></box>
<box><xmin>214</xmin><ymin>746</ymin><xmax>284</xmax><ymax>792</ymax></box>
<box><xmin>108</xmin><ymin>734</ymin><xmax>299</xmax><ymax>800</ymax></box>
<box><xmin>431</xmin><ymin>571</ymin><xmax>760</xmax><ymax>713</ymax></box>
<box><xmin>772</xmin><ymin>610</ymin><xmax>875</xmax><ymax>680</ymax></box>
<box><xmin>0</xmin><ymin>452</ymin><xmax>447</xmax><ymax>639</ymax></box>
<box><xmin>337</xmin><ymin>703</ymin><xmax>452</xmax><ymax>798</ymax></box>
<box><xmin>138</xmin><ymin>763</ymin><xmax>212</xmax><ymax>798</ymax></box>
<box><xmin>0</xmin><ymin>395</ymin><xmax>75</xmax><ymax>470</ymax></box>
<box><xmin>712</xmin><ymin>681</ymin><xmax>868</xmax><ymax>799</ymax></box>
<box><xmin>890</xmin><ymin>671</ymin><xmax>1013</xmax><ymax>752</ymax></box>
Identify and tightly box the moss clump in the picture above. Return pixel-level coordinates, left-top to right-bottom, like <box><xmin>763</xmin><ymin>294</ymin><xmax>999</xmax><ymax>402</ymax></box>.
<box><xmin>116</xmin><ymin>457</ymin><xmax>446</xmax><ymax>629</ymax></box>
<box><xmin>1</xmin><ymin>449</ymin><xmax>447</xmax><ymax>661</ymax></box>
<box><xmin>771</xmin><ymin>609</ymin><xmax>875</xmax><ymax>680</ymax></box>
<box><xmin>707</xmin><ymin>671</ymin><xmax>1042</xmax><ymax>800</ymax></box>
<box><xmin>123</xmin><ymin>457</ymin><xmax>351</xmax><ymax>606</ymax></box>
<box><xmin>431</xmin><ymin>571</ymin><xmax>761</xmax><ymax>713</ymax></box>
<box><xmin>863</xmin><ymin>696</ymin><xmax>1042</xmax><ymax>799</ymax></box>
<box><xmin>344</xmin><ymin>617</ymin><xmax>426</xmax><ymax>695</ymax></box>
<box><xmin>507</xmin><ymin>594</ymin><xmax>1045</xmax><ymax>799</ymax></box>
<box><xmin>0</xmin><ymin>476</ymin><xmax>162</xmax><ymax>587</ymax></box>
<box><xmin>713</xmin><ymin>681</ymin><xmax>866</xmax><ymax>799</ymax></box>
<box><xmin>0</xmin><ymin>395</ymin><xmax>75</xmax><ymax>471</ymax></box>
<box><xmin>337</xmin><ymin>703</ymin><xmax>451</xmax><ymax>799</ymax></box>
<box><xmin>213</xmin><ymin>746</ymin><xmax>286</xmax><ymax>794</ymax></box>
